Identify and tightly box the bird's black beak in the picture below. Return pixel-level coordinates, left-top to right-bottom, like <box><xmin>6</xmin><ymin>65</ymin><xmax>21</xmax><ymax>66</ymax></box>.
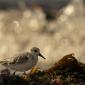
<box><xmin>39</xmin><ymin>53</ymin><xmax>46</xmax><ymax>59</ymax></box>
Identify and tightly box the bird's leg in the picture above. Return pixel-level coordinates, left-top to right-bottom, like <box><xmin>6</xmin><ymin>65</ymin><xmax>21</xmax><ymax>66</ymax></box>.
<box><xmin>13</xmin><ymin>70</ymin><xmax>16</xmax><ymax>76</ymax></box>
<box><xmin>21</xmin><ymin>72</ymin><xmax>28</xmax><ymax>80</ymax></box>
<box><xmin>23</xmin><ymin>71</ymin><xmax>26</xmax><ymax>75</ymax></box>
<box><xmin>30</xmin><ymin>67</ymin><xmax>39</xmax><ymax>75</ymax></box>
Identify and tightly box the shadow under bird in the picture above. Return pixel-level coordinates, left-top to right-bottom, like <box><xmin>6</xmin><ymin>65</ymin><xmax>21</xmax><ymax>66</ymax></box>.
<box><xmin>0</xmin><ymin>47</ymin><xmax>46</xmax><ymax>74</ymax></box>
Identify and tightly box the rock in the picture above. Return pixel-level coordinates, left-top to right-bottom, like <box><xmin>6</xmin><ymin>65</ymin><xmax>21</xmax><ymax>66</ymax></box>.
<box><xmin>0</xmin><ymin>69</ymin><xmax>10</xmax><ymax>78</ymax></box>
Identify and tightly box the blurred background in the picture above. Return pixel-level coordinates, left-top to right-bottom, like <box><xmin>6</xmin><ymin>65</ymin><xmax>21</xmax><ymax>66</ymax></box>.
<box><xmin>0</xmin><ymin>0</ymin><xmax>85</xmax><ymax>70</ymax></box>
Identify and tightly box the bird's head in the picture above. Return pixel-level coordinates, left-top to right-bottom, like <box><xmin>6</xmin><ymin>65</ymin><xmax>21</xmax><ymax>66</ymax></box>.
<box><xmin>30</xmin><ymin>47</ymin><xmax>46</xmax><ymax>59</ymax></box>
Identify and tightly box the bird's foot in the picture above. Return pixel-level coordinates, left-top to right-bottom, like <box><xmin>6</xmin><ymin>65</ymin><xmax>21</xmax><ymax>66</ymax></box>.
<box><xmin>21</xmin><ymin>72</ymin><xmax>28</xmax><ymax>80</ymax></box>
<box><xmin>30</xmin><ymin>67</ymin><xmax>40</xmax><ymax>75</ymax></box>
<box><xmin>21</xmin><ymin>75</ymin><xmax>28</xmax><ymax>80</ymax></box>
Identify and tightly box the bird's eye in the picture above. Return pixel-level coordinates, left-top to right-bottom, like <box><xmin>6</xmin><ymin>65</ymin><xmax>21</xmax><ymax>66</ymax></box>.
<box><xmin>34</xmin><ymin>50</ymin><xmax>37</xmax><ymax>52</ymax></box>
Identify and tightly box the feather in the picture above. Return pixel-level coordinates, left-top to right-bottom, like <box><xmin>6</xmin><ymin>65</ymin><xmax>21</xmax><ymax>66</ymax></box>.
<box><xmin>10</xmin><ymin>52</ymin><xmax>29</xmax><ymax>64</ymax></box>
<box><xmin>0</xmin><ymin>52</ymin><xmax>29</xmax><ymax>65</ymax></box>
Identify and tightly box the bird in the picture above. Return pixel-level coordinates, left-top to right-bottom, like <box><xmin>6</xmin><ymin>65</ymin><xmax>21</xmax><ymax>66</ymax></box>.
<box><xmin>0</xmin><ymin>47</ymin><xmax>46</xmax><ymax>74</ymax></box>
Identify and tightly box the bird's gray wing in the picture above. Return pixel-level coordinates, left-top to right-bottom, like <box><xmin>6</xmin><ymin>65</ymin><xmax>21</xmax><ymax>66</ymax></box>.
<box><xmin>10</xmin><ymin>52</ymin><xmax>29</xmax><ymax>64</ymax></box>
<box><xmin>0</xmin><ymin>52</ymin><xmax>30</xmax><ymax>65</ymax></box>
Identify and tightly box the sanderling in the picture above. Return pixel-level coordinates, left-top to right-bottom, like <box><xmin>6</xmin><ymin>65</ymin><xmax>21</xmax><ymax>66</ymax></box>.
<box><xmin>0</xmin><ymin>47</ymin><xmax>46</xmax><ymax>74</ymax></box>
